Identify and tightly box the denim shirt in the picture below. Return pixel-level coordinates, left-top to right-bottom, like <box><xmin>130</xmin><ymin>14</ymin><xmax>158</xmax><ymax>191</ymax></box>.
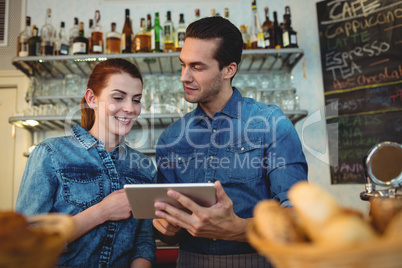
<box><xmin>16</xmin><ymin>124</ymin><xmax>156</xmax><ymax>267</ymax></box>
<box><xmin>156</xmin><ymin>88</ymin><xmax>308</xmax><ymax>255</ymax></box>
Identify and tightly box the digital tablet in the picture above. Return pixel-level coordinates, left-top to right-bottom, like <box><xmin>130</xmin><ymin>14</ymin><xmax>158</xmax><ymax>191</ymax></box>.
<box><xmin>124</xmin><ymin>183</ymin><xmax>217</xmax><ymax>219</ymax></box>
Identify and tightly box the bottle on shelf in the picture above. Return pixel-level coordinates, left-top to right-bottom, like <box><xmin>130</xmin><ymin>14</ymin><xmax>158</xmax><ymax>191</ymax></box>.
<box><xmin>17</xmin><ymin>16</ymin><xmax>31</xmax><ymax>57</ymax></box>
<box><xmin>146</xmin><ymin>14</ymin><xmax>152</xmax><ymax>32</ymax></box>
<box><xmin>211</xmin><ymin>8</ymin><xmax>216</xmax><ymax>17</ymax></box>
<box><xmin>40</xmin><ymin>8</ymin><xmax>56</xmax><ymax>55</ymax></box>
<box><xmin>262</xmin><ymin>7</ymin><xmax>274</xmax><ymax>48</ymax></box>
<box><xmin>86</xmin><ymin>19</ymin><xmax>94</xmax><ymax>53</ymax></box>
<box><xmin>273</xmin><ymin>11</ymin><xmax>283</xmax><ymax>49</ymax></box>
<box><xmin>106</xmin><ymin>22</ymin><xmax>121</xmax><ymax>54</ymax></box>
<box><xmin>224</xmin><ymin>8</ymin><xmax>230</xmax><ymax>21</ymax></box>
<box><xmin>69</xmin><ymin>17</ymin><xmax>79</xmax><ymax>54</ymax></box>
<box><xmin>175</xmin><ymin>13</ymin><xmax>186</xmax><ymax>52</ymax></box>
<box><xmin>54</xmin><ymin>21</ymin><xmax>69</xmax><ymax>55</ymax></box>
<box><xmin>91</xmin><ymin>10</ymin><xmax>103</xmax><ymax>54</ymax></box>
<box><xmin>240</xmin><ymin>24</ymin><xmax>251</xmax><ymax>49</ymax></box>
<box><xmin>121</xmin><ymin>9</ymin><xmax>133</xmax><ymax>53</ymax></box>
<box><xmin>134</xmin><ymin>18</ymin><xmax>151</xmax><ymax>52</ymax></box>
<box><xmin>72</xmin><ymin>22</ymin><xmax>89</xmax><ymax>55</ymax></box>
<box><xmin>151</xmin><ymin>12</ymin><xmax>163</xmax><ymax>52</ymax></box>
<box><xmin>282</xmin><ymin>6</ymin><xmax>298</xmax><ymax>48</ymax></box>
<box><xmin>163</xmin><ymin>11</ymin><xmax>175</xmax><ymax>53</ymax></box>
<box><xmin>28</xmin><ymin>25</ymin><xmax>41</xmax><ymax>56</ymax></box>
<box><xmin>194</xmin><ymin>9</ymin><xmax>200</xmax><ymax>22</ymax></box>
<box><xmin>250</xmin><ymin>0</ymin><xmax>265</xmax><ymax>49</ymax></box>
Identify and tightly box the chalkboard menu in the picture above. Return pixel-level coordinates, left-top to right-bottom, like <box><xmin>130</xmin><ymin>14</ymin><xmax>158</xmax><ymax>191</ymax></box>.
<box><xmin>316</xmin><ymin>0</ymin><xmax>402</xmax><ymax>184</ymax></box>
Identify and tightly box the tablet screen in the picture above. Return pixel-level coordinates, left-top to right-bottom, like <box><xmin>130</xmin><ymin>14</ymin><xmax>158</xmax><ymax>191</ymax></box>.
<box><xmin>124</xmin><ymin>183</ymin><xmax>216</xmax><ymax>219</ymax></box>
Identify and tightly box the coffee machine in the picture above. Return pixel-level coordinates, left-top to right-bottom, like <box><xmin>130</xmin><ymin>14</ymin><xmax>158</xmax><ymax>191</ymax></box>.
<box><xmin>360</xmin><ymin>141</ymin><xmax>402</xmax><ymax>201</ymax></box>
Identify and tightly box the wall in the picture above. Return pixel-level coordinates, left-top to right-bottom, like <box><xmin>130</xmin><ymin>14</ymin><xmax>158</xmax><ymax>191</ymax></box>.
<box><xmin>0</xmin><ymin>0</ymin><xmax>23</xmax><ymax>70</ymax></box>
<box><xmin>0</xmin><ymin>0</ymin><xmax>370</xmax><ymax>213</ymax></box>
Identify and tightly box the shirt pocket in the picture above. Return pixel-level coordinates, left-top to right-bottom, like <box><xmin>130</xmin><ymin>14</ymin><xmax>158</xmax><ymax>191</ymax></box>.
<box><xmin>60</xmin><ymin>168</ymin><xmax>105</xmax><ymax>210</ymax></box>
<box><xmin>124</xmin><ymin>172</ymin><xmax>153</xmax><ymax>185</ymax></box>
<box><xmin>167</xmin><ymin>150</ymin><xmax>196</xmax><ymax>183</ymax></box>
<box><xmin>226</xmin><ymin>139</ymin><xmax>263</xmax><ymax>181</ymax></box>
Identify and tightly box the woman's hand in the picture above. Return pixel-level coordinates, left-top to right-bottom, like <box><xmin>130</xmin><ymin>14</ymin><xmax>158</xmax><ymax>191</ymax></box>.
<box><xmin>70</xmin><ymin>189</ymin><xmax>132</xmax><ymax>242</ymax></box>
<box><xmin>97</xmin><ymin>189</ymin><xmax>132</xmax><ymax>222</ymax></box>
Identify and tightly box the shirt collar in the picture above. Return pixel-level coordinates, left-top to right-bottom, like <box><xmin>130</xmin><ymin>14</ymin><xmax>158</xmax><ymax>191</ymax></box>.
<box><xmin>71</xmin><ymin>124</ymin><xmax>128</xmax><ymax>156</ymax></box>
<box><xmin>192</xmin><ymin>87</ymin><xmax>243</xmax><ymax>125</ymax></box>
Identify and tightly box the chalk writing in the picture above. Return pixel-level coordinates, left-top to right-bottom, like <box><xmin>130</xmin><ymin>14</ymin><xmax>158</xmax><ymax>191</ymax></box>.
<box><xmin>317</xmin><ymin>0</ymin><xmax>402</xmax><ymax>184</ymax></box>
<box><xmin>325</xmin><ymin>8</ymin><xmax>402</xmax><ymax>38</ymax></box>
<box><xmin>326</xmin><ymin>40</ymin><xmax>391</xmax><ymax>80</ymax></box>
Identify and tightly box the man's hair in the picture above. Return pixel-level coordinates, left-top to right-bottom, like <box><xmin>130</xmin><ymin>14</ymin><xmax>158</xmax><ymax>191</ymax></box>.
<box><xmin>185</xmin><ymin>16</ymin><xmax>243</xmax><ymax>71</ymax></box>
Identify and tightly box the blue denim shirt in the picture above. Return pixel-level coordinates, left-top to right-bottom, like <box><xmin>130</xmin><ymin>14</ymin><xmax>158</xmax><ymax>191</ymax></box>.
<box><xmin>16</xmin><ymin>124</ymin><xmax>156</xmax><ymax>267</ymax></box>
<box><xmin>156</xmin><ymin>88</ymin><xmax>308</xmax><ymax>255</ymax></box>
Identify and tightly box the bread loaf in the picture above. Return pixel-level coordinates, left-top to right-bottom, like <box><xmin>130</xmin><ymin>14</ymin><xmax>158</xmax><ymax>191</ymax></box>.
<box><xmin>288</xmin><ymin>181</ymin><xmax>343</xmax><ymax>240</ymax></box>
<box><xmin>316</xmin><ymin>214</ymin><xmax>378</xmax><ymax>247</ymax></box>
<box><xmin>253</xmin><ymin>200</ymin><xmax>305</xmax><ymax>244</ymax></box>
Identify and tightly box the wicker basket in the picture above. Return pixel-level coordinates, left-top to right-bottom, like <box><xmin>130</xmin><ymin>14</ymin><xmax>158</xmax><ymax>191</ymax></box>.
<box><xmin>247</xmin><ymin>221</ymin><xmax>402</xmax><ymax>268</ymax></box>
<box><xmin>0</xmin><ymin>213</ymin><xmax>76</xmax><ymax>268</ymax></box>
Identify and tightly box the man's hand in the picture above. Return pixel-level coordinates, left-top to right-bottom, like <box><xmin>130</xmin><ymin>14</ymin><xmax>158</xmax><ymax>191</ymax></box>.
<box><xmin>153</xmin><ymin>181</ymin><xmax>250</xmax><ymax>242</ymax></box>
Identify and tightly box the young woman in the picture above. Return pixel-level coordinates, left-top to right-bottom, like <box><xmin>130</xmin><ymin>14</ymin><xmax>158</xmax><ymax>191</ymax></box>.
<box><xmin>16</xmin><ymin>58</ymin><xmax>156</xmax><ymax>267</ymax></box>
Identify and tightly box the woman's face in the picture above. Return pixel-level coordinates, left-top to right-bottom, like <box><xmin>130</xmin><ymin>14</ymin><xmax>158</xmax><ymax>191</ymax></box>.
<box><xmin>90</xmin><ymin>72</ymin><xmax>142</xmax><ymax>144</ymax></box>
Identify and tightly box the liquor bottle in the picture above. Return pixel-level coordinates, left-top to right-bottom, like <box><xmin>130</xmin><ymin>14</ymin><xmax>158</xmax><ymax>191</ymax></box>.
<box><xmin>121</xmin><ymin>9</ymin><xmax>133</xmax><ymax>53</ymax></box>
<box><xmin>91</xmin><ymin>10</ymin><xmax>103</xmax><ymax>54</ymax></box>
<box><xmin>273</xmin><ymin>11</ymin><xmax>283</xmax><ymax>49</ymax></box>
<box><xmin>134</xmin><ymin>18</ymin><xmax>151</xmax><ymax>52</ymax></box>
<box><xmin>224</xmin><ymin>8</ymin><xmax>230</xmax><ymax>21</ymax></box>
<box><xmin>72</xmin><ymin>22</ymin><xmax>88</xmax><ymax>55</ymax></box>
<box><xmin>28</xmin><ymin>25</ymin><xmax>41</xmax><ymax>56</ymax></box>
<box><xmin>86</xmin><ymin>19</ymin><xmax>94</xmax><ymax>53</ymax></box>
<box><xmin>151</xmin><ymin>12</ymin><xmax>163</xmax><ymax>52</ymax></box>
<box><xmin>69</xmin><ymin>17</ymin><xmax>79</xmax><ymax>54</ymax></box>
<box><xmin>40</xmin><ymin>8</ymin><xmax>56</xmax><ymax>55</ymax></box>
<box><xmin>106</xmin><ymin>22</ymin><xmax>121</xmax><ymax>54</ymax></box>
<box><xmin>194</xmin><ymin>9</ymin><xmax>201</xmax><ymax>22</ymax></box>
<box><xmin>146</xmin><ymin>14</ymin><xmax>152</xmax><ymax>32</ymax></box>
<box><xmin>175</xmin><ymin>13</ymin><xmax>186</xmax><ymax>52</ymax></box>
<box><xmin>240</xmin><ymin>24</ymin><xmax>251</xmax><ymax>49</ymax></box>
<box><xmin>262</xmin><ymin>7</ymin><xmax>274</xmax><ymax>48</ymax></box>
<box><xmin>211</xmin><ymin>8</ymin><xmax>216</xmax><ymax>17</ymax></box>
<box><xmin>250</xmin><ymin>0</ymin><xmax>265</xmax><ymax>49</ymax></box>
<box><xmin>17</xmin><ymin>16</ymin><xmax>31</xmax><ymax>57</ymax></box>
<box><xmin>54</xmin><ymin>22</ymin><xmax>69</xmax><ymax>55</ymax></box>
<box><xmin>163</xmin><ymin>11</ymin><xmax>175</xmax><ymax>52</ymax></box>
<box><xmin>282</xmin><ymin>6</ymin><xmax>298</xmax><ymax>48</ymax></box>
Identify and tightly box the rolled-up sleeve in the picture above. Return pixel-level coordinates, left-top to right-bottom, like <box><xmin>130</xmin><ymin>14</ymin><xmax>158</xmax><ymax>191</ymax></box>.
<box><xmin>131</xmin><ymin>219</ymin><xmax>156</xmax><ymax>263</ymax></box>
<box><xmin>264</xmin><ymin>107</ymin><xmax>308</xmax><ymax>206</ymax></box>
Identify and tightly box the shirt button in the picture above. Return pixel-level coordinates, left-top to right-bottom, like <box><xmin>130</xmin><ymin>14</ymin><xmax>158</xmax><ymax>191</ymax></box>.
<box><xmin>241</xmin><ymin>147</ymin><xmax>245</xmax><ymax>151</ymax></box>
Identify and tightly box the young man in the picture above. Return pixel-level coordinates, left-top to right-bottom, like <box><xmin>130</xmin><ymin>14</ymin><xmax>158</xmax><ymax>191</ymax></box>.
<box><xmin>153</xmin><ymin>16</ymin><xmax>308</xmax><ymax>267</ymax></box>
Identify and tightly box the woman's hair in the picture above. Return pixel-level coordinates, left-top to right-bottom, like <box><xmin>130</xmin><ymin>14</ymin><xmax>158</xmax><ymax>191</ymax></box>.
<box><xmin>80</xmin><ymin>58</ymin><xmax>142</xmax><ymax>130</ymax></box>
<box><xmin>185</xmin><ymin>16</ymin><xmax>243</xmax><ymax>72</ymax></box>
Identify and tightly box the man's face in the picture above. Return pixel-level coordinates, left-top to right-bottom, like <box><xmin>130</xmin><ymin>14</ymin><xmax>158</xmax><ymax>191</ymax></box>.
<box><xmin>179</xmin><ymin>37</ymin><xmax>224</xmax><ymax>105</ymax></box>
